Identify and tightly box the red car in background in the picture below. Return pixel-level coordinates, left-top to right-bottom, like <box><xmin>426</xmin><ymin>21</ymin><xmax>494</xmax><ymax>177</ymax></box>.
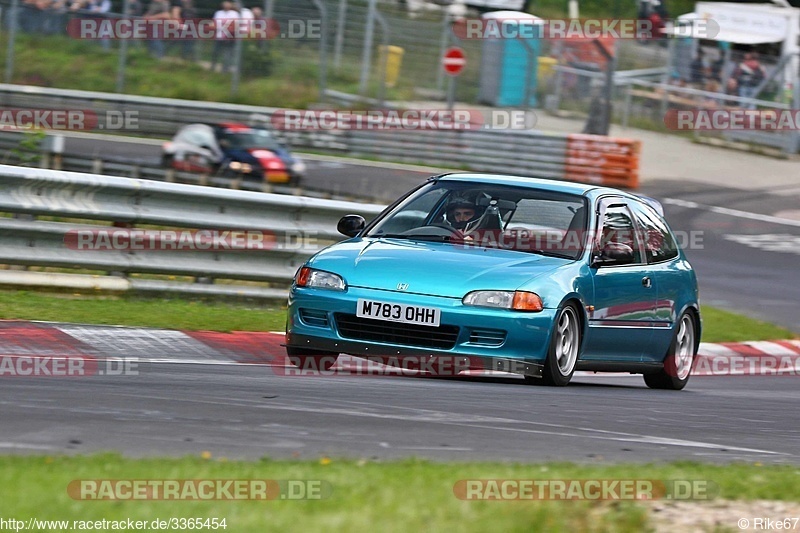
<box><xmin>161</xmin><ymin>122</ymin><xmax>306</xmax><ymax>186</ymax></box>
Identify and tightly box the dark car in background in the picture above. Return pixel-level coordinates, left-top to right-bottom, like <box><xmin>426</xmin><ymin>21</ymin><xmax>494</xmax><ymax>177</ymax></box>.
<box><xmin>161</xmin><ymin>123</ymin><xmax>306</xmax><ymax>185</ymax></box>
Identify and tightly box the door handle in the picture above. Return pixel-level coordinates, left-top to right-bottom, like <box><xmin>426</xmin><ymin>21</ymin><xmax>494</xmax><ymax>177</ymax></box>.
<box><xmin>642</xmin><ymin>276</ymin><xmax>652</xmax><ymax>288</ymax></box>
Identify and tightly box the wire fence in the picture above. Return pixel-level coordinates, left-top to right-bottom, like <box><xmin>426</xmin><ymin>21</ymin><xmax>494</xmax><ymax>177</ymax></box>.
<box><xmin>2</xmin><ymin>1</ymin><xmax>800</xmax><ymax>153</ymax></box>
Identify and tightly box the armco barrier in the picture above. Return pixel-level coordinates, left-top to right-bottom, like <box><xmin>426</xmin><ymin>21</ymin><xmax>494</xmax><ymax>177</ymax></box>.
<box><xmin>0</xmin><ymin>84</ymin><xmax>641</xmax><ymax>189</ymax></box>
<box><xmin>0</xmin><ymin>165</ymin><xmax>386</xmax><ymax>299</ymax></box>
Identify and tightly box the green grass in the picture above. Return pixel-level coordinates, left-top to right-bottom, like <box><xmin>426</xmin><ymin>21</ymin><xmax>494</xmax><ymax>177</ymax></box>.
<box><xmin>0</xmin><ymin>289</ymin><xmax>795</xmax><ymax>340</ymax></box>
<box><xmin>0</xmin><ymin>290</ymin><xmax>285</xmax><ymax>332</ymax></box>
<box><xmin>700</xmin><ymin>306</ymin><xmax>796</xmax><ymax>343</ymax></box>
<box><xmin>0</xmin><ymin>455</ymin><xmax>797</xmax><ymax>532</ymax></box>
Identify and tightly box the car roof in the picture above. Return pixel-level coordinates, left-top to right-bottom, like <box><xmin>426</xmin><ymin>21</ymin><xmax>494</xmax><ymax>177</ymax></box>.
<box><xmin>434</xmin><ymin>173</ymin><xmax>617</xmax><ymax>196</ymax></box>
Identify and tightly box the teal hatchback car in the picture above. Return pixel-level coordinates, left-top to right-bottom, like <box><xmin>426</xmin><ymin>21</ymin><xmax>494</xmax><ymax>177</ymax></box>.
<box><xmin>286</xmin><ymin>173</ymin><xmax>701</xmax><ymax>389</ymax></box>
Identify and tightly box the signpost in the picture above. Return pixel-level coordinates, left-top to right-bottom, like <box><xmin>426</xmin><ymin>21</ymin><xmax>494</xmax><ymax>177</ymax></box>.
<box><xmin>442</xmin><ymin>46</ymin><xmax>466</xmax><ymax>110</ymax></box>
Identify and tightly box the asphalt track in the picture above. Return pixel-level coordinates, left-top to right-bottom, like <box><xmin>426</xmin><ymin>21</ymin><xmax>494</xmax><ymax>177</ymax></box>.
<box><xmin>2</xmin><ymin>134</ymin><xmax>796</xmax><ymax>463</ymax></box>
<box><xmin>1</xmin><ymin>363</ymin><xmax>798</xmax><ymax>463</ymax></box>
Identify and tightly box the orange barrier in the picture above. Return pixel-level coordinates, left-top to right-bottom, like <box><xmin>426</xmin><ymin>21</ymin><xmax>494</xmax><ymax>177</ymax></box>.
<box><xmin>564</xmin><ymin>134</ymin><xmax>641</xmax><ymax>189</ymax></box>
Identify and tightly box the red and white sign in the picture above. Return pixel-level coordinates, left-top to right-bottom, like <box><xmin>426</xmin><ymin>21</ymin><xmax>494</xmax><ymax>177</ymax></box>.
<box><xmin>442</xmin><ymin>47</ymin><xmax>466</xmax><ymax>76</ymax></box>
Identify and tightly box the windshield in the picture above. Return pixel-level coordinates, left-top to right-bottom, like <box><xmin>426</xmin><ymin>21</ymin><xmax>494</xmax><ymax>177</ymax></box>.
<box><xmin>366</xmin><ymin>181</ymin><xmax>589</xmax><ymax>259</ymax></box>
<box><xmin>218</xmin><ymin>128</ymin><xmax>281</xmax><ymax>151</ymax></box>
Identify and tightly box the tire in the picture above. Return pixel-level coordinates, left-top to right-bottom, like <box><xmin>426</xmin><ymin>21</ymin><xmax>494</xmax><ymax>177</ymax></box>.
<box><xmin>161</xmin><ymin>153</ymin><xmax>173</xmax><ymax>168</ymax></box>
<box><xmin>286</xmin><ymin>347</ymin><xmax>339</xmax><ymax>372</ymax></box>
<box><xmin>644</xmin><ymin>312</ymin><xmax>696</xmax><ymax>390</ymax></box>
<box><xmin>537</xmin><ymin>303</ymin><xmax>582</xmax><ymax>387</ymax></box>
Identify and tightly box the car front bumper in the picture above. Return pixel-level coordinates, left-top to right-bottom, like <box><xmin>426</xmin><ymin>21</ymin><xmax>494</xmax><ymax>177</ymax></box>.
<box><xmin>286</xmin><ymin>286</ymin><xmax>558</xmax><ymax>376</ymax></box>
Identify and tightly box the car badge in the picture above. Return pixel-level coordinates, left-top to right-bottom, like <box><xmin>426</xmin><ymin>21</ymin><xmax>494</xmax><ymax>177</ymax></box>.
<box><xmin>396</xmin><ymin>283</ymin><xmax>409</xmax><ymax>291</ymax></box>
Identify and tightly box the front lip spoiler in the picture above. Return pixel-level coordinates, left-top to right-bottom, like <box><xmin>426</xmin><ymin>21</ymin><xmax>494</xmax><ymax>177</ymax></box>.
<box><xmin>284</xmin><ymin>334</ymin><xmax>543</xmax><ymax>379</ymax></box>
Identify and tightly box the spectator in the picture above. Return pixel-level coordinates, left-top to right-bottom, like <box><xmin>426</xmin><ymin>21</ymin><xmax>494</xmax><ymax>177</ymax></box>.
<box><xmin>733</xmin><ymin>52</ymin><xmax>766</xmax><ymax>109</ymax></box>
<box><xmin>42</xmin><ymin>0</ymin><xmax>69</xmax><ymax>35</ymax></box>
<box><xmin>84</xmin><ymin>0</ymin><xmax>111</xmax><ymax>13</ymax></box>
<box><xmin>709</xmin><ymin>55</ymin><xmax>725</xmax><ymax>82</ymax></box>
<box><xmin>689</xmin><ymin>50</ymin><xmax>706</xmax><ymax>87</ymax></box>
<box><xmin>144</xmin><ymin>0</ymin><xmax>171</xmax><ymax>58</ymax></box>
<box><xmin>211</xmin><ymin>1</ymin><xmax>239</xmax><ymax>73</ymax></box>
<box><xmin>20</xmin><ymin>0</ymin><xmax>45</xmax><ymax>33</ymax></box>
<box><xmin>171</xmin><ymin>0</ymin><xmax>198</xmax><ymax>61</ymax></box>
<box><xmin>83</xmin><ymin>0</ymin><xmax>112</xmax><ymax>50</ymax></box>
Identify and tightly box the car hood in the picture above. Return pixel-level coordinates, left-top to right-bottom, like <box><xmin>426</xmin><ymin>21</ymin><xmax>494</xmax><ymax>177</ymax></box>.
<box><xmin>307</xmin><ymin>238</ymin><xmax>571</xmax><ymax>298</ymax></box>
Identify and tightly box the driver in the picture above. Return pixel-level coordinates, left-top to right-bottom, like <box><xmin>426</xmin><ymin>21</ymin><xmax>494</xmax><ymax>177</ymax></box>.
<box><xmin>445</xmin><ymin>193</ymin><xmax>480</xmax><ymax>231</ymax></box>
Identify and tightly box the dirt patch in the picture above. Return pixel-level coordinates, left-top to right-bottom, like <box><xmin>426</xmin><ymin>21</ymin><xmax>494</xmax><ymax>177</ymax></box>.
<box><xmin>647</xmin><ymin>499</ymin><xmax>800</xmax><ymax>532</ymax></box>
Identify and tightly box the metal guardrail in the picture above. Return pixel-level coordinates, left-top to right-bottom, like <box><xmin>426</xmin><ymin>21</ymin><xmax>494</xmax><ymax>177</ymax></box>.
<box><xmin>0</xmin><ymin>130</ymin><xmax>343</xmax><ymax>198</ymax></box>
<box><xmin>0</xmin><ymin>165</ymin><xmax>386</xmax><ymax>300</ymax></box>
<box><xmin>0</xmin><ymin>84</ymin><xmax>641</xmax><ymax>188</ymax></box>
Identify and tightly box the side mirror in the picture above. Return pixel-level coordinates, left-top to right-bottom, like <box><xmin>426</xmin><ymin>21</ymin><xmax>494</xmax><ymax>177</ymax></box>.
<box><xmin>337</xmin><ymin>214</ymin><xmax>366</xmax><ymax>238</ymax></box>
<box><xmin>591</xmin><ymin>242</ymin><xmax>635</xmax><ymax>267</ymax></box>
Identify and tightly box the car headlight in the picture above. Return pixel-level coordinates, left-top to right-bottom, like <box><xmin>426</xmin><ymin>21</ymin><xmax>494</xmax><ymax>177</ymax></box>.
<box><xmin>228</xmin><ymin>161</ymin><xmax>252</xmax><ymax>173</ymax></box>
<box><xmin>295</xmin><ymin>266</ymin><xmax>346</xmax><ymax>291</ymax></box>
<box><xmin>463</xmin><ymin>290</ymin><xmax>543</xmax><ymax>312</ymax></box>
<box><xmin>291</xmin><ymin>160</ymin><xmax>306</xmax><ymax>174</ymax></box>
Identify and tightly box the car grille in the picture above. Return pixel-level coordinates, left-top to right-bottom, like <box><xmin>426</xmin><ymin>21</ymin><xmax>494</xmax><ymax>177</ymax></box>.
<box><xmin>299</xmin><ymin>308</ymin><xmax>330</xmax><ymax>328</ymax></box>
<box><xmin>334</xmin><ymin>314</ymin><xmax>459</xmax><ymax>350</ymax></box>
<box><xmin>468</xmin><ymin>328</ymin><xmax>507</xmax><ymax>347</ymax></box>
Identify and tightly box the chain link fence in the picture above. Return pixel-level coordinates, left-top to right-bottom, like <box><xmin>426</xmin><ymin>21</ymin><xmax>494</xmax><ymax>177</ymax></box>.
<box><xmin>2</xmin><ymin>1</ymin><xmax>800</xmax><ymax>153</ymax></box>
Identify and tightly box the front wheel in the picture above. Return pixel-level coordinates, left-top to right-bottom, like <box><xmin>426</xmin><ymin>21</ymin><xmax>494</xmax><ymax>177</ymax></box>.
<box><xmin>537</xmin><ymin>303</ymin><xmax>582</xmax><ymax>386</ymax></box>
<box><xmin>644</xmin><ymin>312</ymin><xmax>696</xmax><ymax>390</ymax></box>
<box><xmin>286</xmin><ymin>347</ymin><xmax>339</xmax><ymax>372</ymax></box>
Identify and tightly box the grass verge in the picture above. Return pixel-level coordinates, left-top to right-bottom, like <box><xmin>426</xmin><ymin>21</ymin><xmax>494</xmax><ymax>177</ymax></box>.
<box><xmin>699</xmin><ymin>307</ymin><xmax>796</xmax><ymax>343</ymax></box>
<box><xmin>0</xmin><ymin>455</ymin><xmax>797</xmax><ymax>532</ymax></box>
<box><xmin>0</xmin><ymin>289</ymin><xmax>795</xmax><ymax>341</ymax></box>
<box><xmin>0</xmin><ymin>290</ymin><xmax>285</xmax><ymax>332</ymax></box>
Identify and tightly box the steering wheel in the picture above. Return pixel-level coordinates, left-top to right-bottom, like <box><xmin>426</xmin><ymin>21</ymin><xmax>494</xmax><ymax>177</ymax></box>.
<box><xmin>401</xmin><ymin>224</ymin><xmax>459</xmax><ymax>237</ymax></box>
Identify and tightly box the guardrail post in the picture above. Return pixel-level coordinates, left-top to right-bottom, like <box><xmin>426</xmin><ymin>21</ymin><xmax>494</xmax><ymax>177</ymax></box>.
<box><xmin>92</xmin><ymin>158</ymin><xmax>103</xmax><ymax>174</ymax></box>
<box><xmin>622</xmin><ymin>84</ymin><xmax>631</xmax><ymax>128</ymax></box>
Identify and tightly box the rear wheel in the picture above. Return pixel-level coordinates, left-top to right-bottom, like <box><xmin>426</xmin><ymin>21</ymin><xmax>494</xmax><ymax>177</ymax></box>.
<box><xmin>537</xmin><ymin>303</ymin><xmax>581</xmax><ymax>387</ymax></box>
<box><xmin>286</xmin><ymin>347</ymin><xmax>339</xmax><ymax>372</ymax></box>
<box><xmin>644</xmin><ymin>312</ymin><xmax>696</xmax><ymax>390</ymax></box>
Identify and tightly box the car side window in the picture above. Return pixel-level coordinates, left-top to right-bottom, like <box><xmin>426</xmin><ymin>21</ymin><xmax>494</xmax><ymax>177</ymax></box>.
<box><xmin>631</xmin><ymin>203</ymin><xmax>680</xmax><ymax>262</ymax></box>
<box><xmin>598</xmin><ymin>204</ymin><xmax>644</xmax><ymax>264</ymax></box>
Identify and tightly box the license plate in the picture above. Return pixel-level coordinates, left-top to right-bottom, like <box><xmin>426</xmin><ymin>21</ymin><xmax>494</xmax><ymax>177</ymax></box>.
<box><xmin>356</xmin><ymin>299</ymin><xmax>441</xmax><ymax>327</ymax></box>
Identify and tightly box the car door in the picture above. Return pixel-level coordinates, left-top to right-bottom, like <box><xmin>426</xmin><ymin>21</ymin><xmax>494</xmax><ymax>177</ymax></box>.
<box><xmin>630</xmin><ymin>201</ymin><xmax>685</xmax><ymax>361</ymax></box>
<box><xmin>583</xmin><ymin>198</ymin><xmax>657</xmax><ymax>362</ymax></box>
